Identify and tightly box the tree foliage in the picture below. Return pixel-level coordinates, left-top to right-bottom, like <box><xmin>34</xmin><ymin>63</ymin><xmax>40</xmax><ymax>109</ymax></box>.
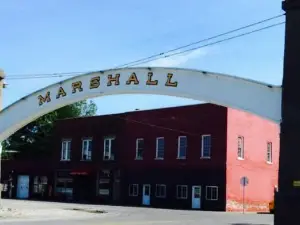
<box><xmin>2</xmin><ymin>100</ymin><xmax>97</xmax><ymax>159</ymax></box>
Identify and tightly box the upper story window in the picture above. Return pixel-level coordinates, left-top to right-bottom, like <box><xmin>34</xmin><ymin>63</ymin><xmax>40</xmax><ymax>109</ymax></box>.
<box><xmin>177</xmin><ymin>136</ymin><xmax>187</xmax><ymax>159</ymax></box>
<box><xmin>206</xmin><ymin>186</ymin><xmax>218</xmax><ymax>201</ymax></box>
<box><xmin>237</xmin><ymin>136</ymin><xmax>244</xmax><ymax>160</ymax></box>
<box><xmin>201</xmin><ymin>135</ymin><xmax>211</xmax><ymax>158</ymax></box>
<box><xmin>267</xmin><ymin>142</ymin><xmax>273</xmax><ymax>163</ymax></box>
<box><xmin>82</xmin><ymin>138</ymin><xmax>92</xmax><ymax>161</ymax></box>
<box><xmin>103</xmin><ymin>137</ymin><xmax>115</xmax><ymax>161</ymax></box>
<box><xmin>156</xmin><ymin>137</ymin><xmax>165</xmax><ymax>159</ymax></box>
<box><xmin>135</xmin><ymin>138</ymin><xmax>144</xmax><ymax>160</ymax></box>
<box><xmin>61</xmin><ymin>140</ymin><xmax>71</xmax><ymax>161</ymax></box>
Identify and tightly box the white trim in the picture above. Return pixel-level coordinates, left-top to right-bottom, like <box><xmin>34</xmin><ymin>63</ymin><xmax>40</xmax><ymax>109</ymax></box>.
<box><xmin>177</xmin><ymin>136</ymin><xmax>187</xmax><ymax>159</ymax></box>
<box><xmin>205</xmin><ymin>186</ymin><xmax>218</xmax><ymax>201</ymax></box>
<box><xmin>192</xmin><ymin>185</ymin><xmax>202</xmax><ymax>199</ymax></box>
<box><xmin>103</xmin><ymin>137</ymin><xmax>115</xmax><ymax>160</ymax></box>
<box><xmin>129</xmin><ymin>184</ymin><xmax>139</xmax><ymax>197</ymax></box>
<box><xmin>237</xmin><ymin>136</ymin><xmax>245</xmax><ymax>160</ymax></box>
<box><xmin>0</xmin><ymin>68</ymin><xmax>282</xmax><ymax>144</ymax></box>
<box><xmin>266</xmin><ymin>141</ymin><xmax>273</xmax><ymax>164</ymax></box>
<box><xmin>176</xmin><ymin>185</ymin><xmax>188</xmax><ymax>199</ymax></box>
<box><xmin>135</xmin><ymin>138</ymin><xmax>144</xmax><ymax>160</ymax></box>
<box><xmin>155</xmin><ymin>137</ymin><xmax>165</xmax><ymax>160</ymax></box>
<box><xmin>201</xmin><ymin>134</ymin><xmax>211</xmax><ymax>159</ymax></box>
<box><xmin>143</xmin><ymin>184</ymin><xmax>151</xmax><ymax>196</ymax></box>
<box><xmin>61</xmin><ymin>139</ymin><xmax>71</xmax><ymax>161</ymax></box>
<box><xmin>155</xmin><ymin>184</ymin><xmax>166</xmax><ymax>198</ymax></box>
<box><xmin>81</xmin><ymin>138</ymin><xmax>92</xmax><ymax>161</ymax></box>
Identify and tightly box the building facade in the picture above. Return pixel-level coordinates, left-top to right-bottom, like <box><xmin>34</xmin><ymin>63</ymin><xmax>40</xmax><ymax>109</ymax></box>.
<box><xmin>1</xmin><ymin>103</ymin><xmax>279</xmax><ymax>212</ymax></box>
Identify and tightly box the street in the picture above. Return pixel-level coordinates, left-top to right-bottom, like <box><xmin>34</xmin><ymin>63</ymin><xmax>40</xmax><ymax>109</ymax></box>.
<box><xmin>0</xmin><ymin>200</ymin><xmax>273</xmax><ymax>225</ymax></box>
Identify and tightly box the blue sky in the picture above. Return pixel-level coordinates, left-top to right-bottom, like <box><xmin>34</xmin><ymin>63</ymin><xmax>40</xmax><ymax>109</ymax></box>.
<box><xmin>0</xmin><ymin>0</ymin><xmax>285</xmax><ymax>115</ymax></box>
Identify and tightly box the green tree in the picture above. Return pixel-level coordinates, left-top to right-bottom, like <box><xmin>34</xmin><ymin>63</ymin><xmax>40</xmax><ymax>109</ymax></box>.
<box><xmin>2</xmin><ymin>100</ymin><xmax>97</xmax><ymax>159</ymax></box>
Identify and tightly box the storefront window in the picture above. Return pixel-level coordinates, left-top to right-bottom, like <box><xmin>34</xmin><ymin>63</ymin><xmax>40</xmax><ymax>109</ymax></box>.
<box><xmin>55</xmin><ymin>171</ymin><xmax>74</xmax><ymax>200</ymax></box>
<box><xmin>98</xmin><ymin>170</ymin><xmax>111</xmax><ymax>197</ymax></box>
<box><xmin>33</xmin><ymin>176</ymin><xmax>48</xmax><ymax>195</ymax></box>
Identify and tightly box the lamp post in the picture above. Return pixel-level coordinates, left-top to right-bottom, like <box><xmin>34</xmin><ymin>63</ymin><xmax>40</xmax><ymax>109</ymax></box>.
<box><xmin>275</xmin><ymin>1</ymin><xmax>300</xmax><ymax>225</ymax></box>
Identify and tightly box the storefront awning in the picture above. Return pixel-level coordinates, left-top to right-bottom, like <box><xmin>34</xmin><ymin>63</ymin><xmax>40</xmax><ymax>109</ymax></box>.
<box><xmin>70</xmin><ymin>171</ymin><xmax>88</xmax><ymax>175</ymax></box>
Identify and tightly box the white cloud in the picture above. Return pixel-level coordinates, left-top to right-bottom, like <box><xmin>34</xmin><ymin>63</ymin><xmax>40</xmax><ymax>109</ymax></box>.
<box><xmin>142</xmin><ymin>48</ymin><xmax>209</xmax><ymax>67</ymax></box>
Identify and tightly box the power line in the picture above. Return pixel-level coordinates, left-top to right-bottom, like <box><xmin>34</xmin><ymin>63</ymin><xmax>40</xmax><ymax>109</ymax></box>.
<box><xmin>111</xmin><ymin>111</ymin><xmax>276</xmax><ymax>171</ymax></box>
<box><xmin>7</xmin><ymin>22</ymin><xmax>285</xmax><ymax>80</ymax></box>
<box><xmin>127</xmin><ymin>21</ymin><xmax>285</xmax><ymax>67</ymax></box>
<box><xmin>114</xmin><ymin>14</ymin><xmax>285</xmax><ymax>69</ymax></box>
<box><xmin>5</xmin><ymin>14</ymin><xmax>285</xmax><ymax>80</ymax></box>
<box><xmin>6</xmin><ymin>73</ymin><xmax>77</xmax><ymax>80</ymax></box>
<box><xmin>109</xmin><ymin>113</ymin><xmax>201</xmax><ymax>136</ymax></box>
<box><xmin>6</xmin><ymin>22</ymin><xmax>285</xmax><ymax>81</ymax></box>
<box><xmin>6</xmin><ymin>72</ymin><xmax>84</xmax><ymax>80</ymax></box>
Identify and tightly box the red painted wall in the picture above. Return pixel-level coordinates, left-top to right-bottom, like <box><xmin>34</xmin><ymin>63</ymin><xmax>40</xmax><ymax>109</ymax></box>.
<box><xmin>1</xmin><ymin>103</ymin><xmax>280</xmax><ymax>211</ymax></box>
<box><xmin>52</xmin><ymin>115</ymin><xmax>127</xmax><ymax>171</ymax></box>
<box><xmin>225</xmin><ymin>108</ymin><xmax>280</xmax><ymax>212</ymax></box>
<box><xmin>52</xmin><ymin>104</ymin><xmax>228</xmax><ymax>172</ymax></box>
<box><xmin>118</xmin><ymin>104</ymin><xmax>228</xmax><ymax>170</ymax></box>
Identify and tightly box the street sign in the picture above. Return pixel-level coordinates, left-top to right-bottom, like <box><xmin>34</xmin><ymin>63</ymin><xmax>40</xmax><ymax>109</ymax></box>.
<box><xmin>240</xmin><ymin>176</ymin><xmax>249</xmax><ymax>187</ymax></box>
<box><xmin>240</xmin><ymin>176</ymin><xmax>249</xmax><ymax>214</ymax></box>
<box><xmin>293</xmin><ymin>180</ymin><xmax>300</xmax><ymax>187</ymax></box>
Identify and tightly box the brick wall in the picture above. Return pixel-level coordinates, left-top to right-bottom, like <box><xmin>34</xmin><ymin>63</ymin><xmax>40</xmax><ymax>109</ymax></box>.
<box><xmin>226</xmin><ymin>108</ymin><xmax>279</xmax><ymax>212</ymax></box>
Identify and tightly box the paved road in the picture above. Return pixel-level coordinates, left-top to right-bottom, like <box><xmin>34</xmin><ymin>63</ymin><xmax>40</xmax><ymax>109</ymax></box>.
<box><xmin>0</xmin><ymin>200</ymin><xmax>274</xmax><ymax>225</ymax></box>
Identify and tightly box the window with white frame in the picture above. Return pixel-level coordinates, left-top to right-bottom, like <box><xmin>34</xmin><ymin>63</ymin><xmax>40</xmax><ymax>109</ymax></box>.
<box><xmin>135</xmin><ymin>138</ymin><xmax>144</xmax><ymax>160</ymax></box>
<box><xmin>156</xmin><ymin>137</ymin><xmax>165</xmax><ymax>159</ymax></box>
<box><xmin>176</xmin><ymin>185</ymin><xmax>188</xmax><ymax>199</ymax></box>
<box><xmin>129</xmin><ymin>184</ymin><xmax>139</xmax><ymax>196</ymax></box>
<box><xmin>155</xmin><ymin>184</ymin><xmax>166</xmax><ymax>198</ymax></box>
<box><xmin>177</xmin><ymin>136</ymin><xmax>187</xmax><ymax>159</ymax></box>
<box><xmin>82</xmin><ymin>139</ymin><xmax>92</xmax><ymax>161</ymax></box>
<box><xmin>61</xmin><ymin>140</ymin><xmax>71</xmax><ymax>161</ymax></box>
<box><xmin>267</xmin><ymin>142</ymin><xmax>273</xmax><ymax>163</ymax></box>
<box><xmin>206</xmin><ymin>186</ymin><xmax>218</xmax><ymax>200</ymax></box>
<box><xmin>237</xmin><ymin>136</ymin><xmax>244</xmax><ymax>159</ymax></box>
<box><xmin>103</xmin><ymin>138</ymin><xmax>115</xmax><ymax>160</ymax></box>
<box><xmin>201</xmin><ymin>135</ymin><xmax>211</xmax><ymax>158</ymax></box>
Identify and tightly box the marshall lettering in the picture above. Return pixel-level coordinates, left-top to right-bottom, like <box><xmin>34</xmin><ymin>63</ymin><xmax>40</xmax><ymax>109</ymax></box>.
<box><xmin>38</xmin><ymin>72</ymin><xmax>178</xmax><ymax>106</ymax></box>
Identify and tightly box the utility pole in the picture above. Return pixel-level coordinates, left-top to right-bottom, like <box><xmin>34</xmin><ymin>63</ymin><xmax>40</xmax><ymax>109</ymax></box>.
<box><xmin>0</xmin><ymin>69</ymin><xmax>4</xmax><ymax>209</ymax></box>
<box><xmin>0</xmin><ymin>69</ymin><xmax>4</xmax><ymax>110</ymax></box>
<box><xmin>275</xmin><ymin>1</ymin><xmax>300</xmax><ymax>225</ymax></box>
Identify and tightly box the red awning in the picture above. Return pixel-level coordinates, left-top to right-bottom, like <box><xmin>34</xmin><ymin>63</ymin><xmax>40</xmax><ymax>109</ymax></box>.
<box><xmin>70</xmin><ymin>171</ymin><xmax>88</xmax><ymax>175</ymax></box>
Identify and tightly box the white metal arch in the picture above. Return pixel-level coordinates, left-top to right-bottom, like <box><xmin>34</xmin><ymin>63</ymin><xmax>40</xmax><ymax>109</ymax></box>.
<box><xmin>0</xmin><ymin>67</ymin><xmax>282</xmax><ymax>141</ymax></box>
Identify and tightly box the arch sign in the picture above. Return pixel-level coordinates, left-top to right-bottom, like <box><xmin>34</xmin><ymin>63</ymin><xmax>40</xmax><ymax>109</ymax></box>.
<box><xmin>0</xmin><ymin>67</ymin><xmax>282</xmax><ymax>141</ymax></box>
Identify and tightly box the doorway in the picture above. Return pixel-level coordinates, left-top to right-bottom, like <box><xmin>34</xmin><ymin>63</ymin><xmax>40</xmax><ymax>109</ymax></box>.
<box><xmin>73</xmin><ymin>174</ymin><xmax>94</xmax><ymax>203</ymax></box>
<box><xmin>16</xmin><ymin>175</ymin><xmax>30</xmax><ymax>199</ymax></box>
<box><xmin>192</xmin><ymin>185</ymin><xmax>201</xmax><ymax>209</ymax></box>
<box><xmin>142</xmin><ymin>184</ymin><xmax>151</xmax><ymax>206</ymax></box>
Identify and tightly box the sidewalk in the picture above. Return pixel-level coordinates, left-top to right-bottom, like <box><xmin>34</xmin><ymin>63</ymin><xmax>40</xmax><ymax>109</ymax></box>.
<box><xmin>0</xmin><ymin>199</ymin><xmax>107</xmax><ymax>222</ymax></box>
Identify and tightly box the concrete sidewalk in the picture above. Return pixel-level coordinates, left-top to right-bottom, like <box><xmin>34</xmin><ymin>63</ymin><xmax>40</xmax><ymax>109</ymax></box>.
<box><xmin>0</xmin><ymin>199</ymin><xmax>274</xmax><ymax>225</ymax></box>
<box><xmin>0</xmin><ymin>199</ymin><xmax>108</xmax><ymax>222</ymax></box>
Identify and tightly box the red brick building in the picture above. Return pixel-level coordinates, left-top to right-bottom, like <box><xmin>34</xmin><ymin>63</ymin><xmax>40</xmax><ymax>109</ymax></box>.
<box><xmin>1</xmin><ymin>103</ymin><xmax>279</xmax><ymax>212</ymax></box>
